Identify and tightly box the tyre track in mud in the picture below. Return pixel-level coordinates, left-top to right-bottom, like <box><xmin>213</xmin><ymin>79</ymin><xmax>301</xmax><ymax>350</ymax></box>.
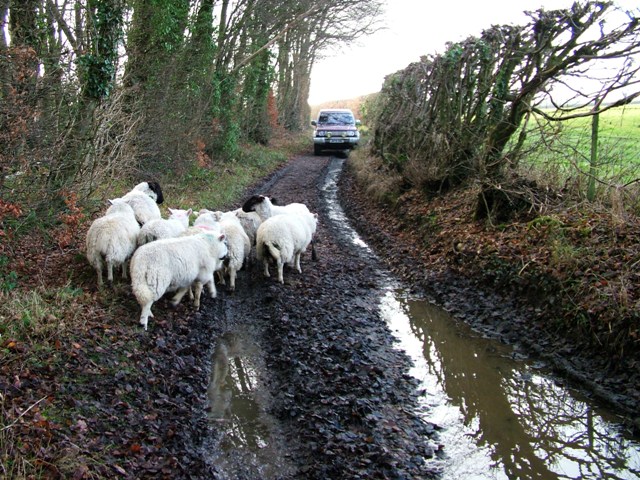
<box><xmin>196</xmin><ymin>154</ymin><xmax>441</xmax><ymax>479</ymax></box>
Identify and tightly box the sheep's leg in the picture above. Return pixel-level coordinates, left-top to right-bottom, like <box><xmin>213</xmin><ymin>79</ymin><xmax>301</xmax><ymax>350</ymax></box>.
<box><xmin>170</xmin><ymin>287</ymin><xmax>189</xmax><ymax>307</ymax></box>
<box><xmin>121</xmin><ymin>260</ymin><xmax>128</xmax><ymax>280</ymax></box>
<box><xmin>95</xmin><ymin>266</ymin><xmax>104</xmax><ymax>287</ymax></box>
<box><xmin>193</xmin><ymin>282</ymin><xmax>203</xmax><ymax>309</ymax></box>
<box><xmin>206</xmin><ymin>278</ymin><xmax>217</xmax><ymax>298</ymax></box>
<box><xmin>217</xmin><ymin>270</ymin><xmax>226</xmax><ymax>286</ymax></box>
<box><xmin>262</xmin><ymin>259</ymin><xmax>270</xmax><ymax>278</ymax></box>
<box><xmin>106</xmin><ymin>261</ymin><xmax>114</xmax><ymax>283</ymax></box>
<box><xmin>277</xmin><ymin>259</ymin><xmax>284</xmax><ymax>284</ymax></box>
<box><xmin>228</xmin><ymin>268</ymin><xmax>236</xmax><ymax>292</ymax></box>
<box><xmin>139</xmin><ymin>302</ymin><xmax>154</xmax><ymax>331</ymax></box>
<box><xmin>294</xmin><ymin>253</ymin><xmax>302</xmax><ymax>273</ymax></box>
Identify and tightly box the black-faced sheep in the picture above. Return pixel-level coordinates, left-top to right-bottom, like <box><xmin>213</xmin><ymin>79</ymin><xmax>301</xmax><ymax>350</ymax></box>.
<box><xmin>121</xmin><ymin>181</ymin><xmax>164</xmax><ymax>225</ymax></box>
<box><xmin>242</xmin><ymin>194</ymin><xmax>317</xmax><ymax>260</ymax></box>
<box><xmin>241</xmin><ymin>194</ymin><xmax>310</xmax><ymax>221</ymax></box>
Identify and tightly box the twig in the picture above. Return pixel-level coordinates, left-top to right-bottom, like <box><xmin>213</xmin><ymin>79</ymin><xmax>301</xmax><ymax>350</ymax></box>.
<box><xmin>1</xmin><ymin>395</ymin><xmax>49</xmax><ymax>432</ymax></box>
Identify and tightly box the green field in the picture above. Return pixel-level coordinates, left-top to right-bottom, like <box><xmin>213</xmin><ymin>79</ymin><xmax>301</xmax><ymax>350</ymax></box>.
<box><xmin>518</xmin><ymin>104</ymin><xmax>640</xmax><ymax>185</ymax></box>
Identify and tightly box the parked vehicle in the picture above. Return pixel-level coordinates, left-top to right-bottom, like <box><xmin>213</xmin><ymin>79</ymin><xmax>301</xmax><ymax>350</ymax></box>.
<box><xmin>311</xmin><ymin>108</ymin><xmax>360</xmax><ymax>156</ymax></box>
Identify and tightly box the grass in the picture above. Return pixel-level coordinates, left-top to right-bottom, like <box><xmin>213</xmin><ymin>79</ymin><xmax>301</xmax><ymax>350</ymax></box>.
<box><xmin>0</xmin><ymin>283</ymin><xmax>86</xmax><ymax>344</ymax></box>
<box><xmin>516</xmin><ymin>104</ymin><xmax>640</xmax><ymax>187</ymax></box>
<box><xmin>166</xmin><ymin>142</ymin><xmax>291</xmax><ymax>210</ymax></box>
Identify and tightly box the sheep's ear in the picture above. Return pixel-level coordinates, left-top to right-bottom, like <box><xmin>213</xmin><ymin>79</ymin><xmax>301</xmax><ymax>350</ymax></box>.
<box><xmin>168</xmin><ymin>208</ymin><xmax>175</xmax><ymax>214</ymax></box>
<box><xmin>218</xmin><ymin>233</ymin><xmax>226</xmax><ymax>242</ymax></box>
<box><xmin>186</xmin><ymin>208</ymin><xmax>193</xmax><ymax>216</ymax></box>
<box><xmin>107</xmin><ymin>198</ymin><xmax>116</xmax><ymax>205</ymax></box>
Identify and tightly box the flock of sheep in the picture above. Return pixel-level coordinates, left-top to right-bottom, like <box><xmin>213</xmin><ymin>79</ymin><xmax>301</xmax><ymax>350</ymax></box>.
<box><xmin>85</xmin><ymin>182</ymin><xmax>318</xmax><ymax>330</ymax></box>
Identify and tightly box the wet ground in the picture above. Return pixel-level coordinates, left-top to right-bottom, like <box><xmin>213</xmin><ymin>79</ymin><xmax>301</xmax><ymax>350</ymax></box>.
<box><xmin>196</xmin><ymin>154</ymin><xmax>442</xmax><ymax>478</ymax></box>
<box><xmin>87</xmin><ymin>152</ymin><xmax>638</xmax><ymax>479</ymax></box>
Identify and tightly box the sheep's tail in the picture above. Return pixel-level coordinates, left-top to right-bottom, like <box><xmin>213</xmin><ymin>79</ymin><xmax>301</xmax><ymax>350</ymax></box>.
<box><xmin>132</xmin><ymin>278</ymin><xmax>154</xmax><ymax>305</ymax></box>
<box><xmin>264</xmin><ymin>240</ymin><xmax>281</xmax><ymax>263</ymax></box>
<box><xmin>131</xmin><ymin>266</ymin><xmax>157</xmax><ymax>305</ymax></box>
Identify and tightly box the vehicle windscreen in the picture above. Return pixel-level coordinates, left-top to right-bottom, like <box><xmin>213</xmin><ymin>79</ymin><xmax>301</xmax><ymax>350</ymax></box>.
<box><xmin>317</xmin><ymin>112</ymin><xmax>354</xmax><ymax>126</ymax></box>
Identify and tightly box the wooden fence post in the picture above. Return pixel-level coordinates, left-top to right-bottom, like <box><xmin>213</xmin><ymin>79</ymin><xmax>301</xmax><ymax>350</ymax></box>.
<box><xmin>587</xmin><ymin>99</ymin><xmax>599</xmax><ymax>202</ymax></box>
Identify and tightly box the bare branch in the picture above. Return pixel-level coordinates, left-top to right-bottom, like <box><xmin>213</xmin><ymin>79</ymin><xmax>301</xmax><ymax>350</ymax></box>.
<box><xmin>45</xmin><ymin>0</ymin><xmax>78</xmax><ymax>53</ymax></box>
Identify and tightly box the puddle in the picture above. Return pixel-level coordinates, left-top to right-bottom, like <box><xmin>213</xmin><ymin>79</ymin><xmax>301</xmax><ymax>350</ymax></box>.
<box><xmin>207</xmin><ymin>332</ymin><xmax>270</xmax><ymax>450</ymax></box>
<box><xmin>205</xmin><ymin>330</ymin><xmax>293</xmax><ymax>479</ymax></box>
<box><xmin>323</xmin><ymin>157</ymin><xmax>640</xmax><ymax>480</ymax></box>
<box><xmin>380</xmin><ymin>291</ymin><xmax>640</xmax><ymax>479</ymax></box>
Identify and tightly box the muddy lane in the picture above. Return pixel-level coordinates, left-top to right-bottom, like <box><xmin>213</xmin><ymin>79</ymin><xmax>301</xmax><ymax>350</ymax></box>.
<box><xmin>198</xmin><ymin>154</ymin><xmax>441</xmax><ymax>479</ymax></box>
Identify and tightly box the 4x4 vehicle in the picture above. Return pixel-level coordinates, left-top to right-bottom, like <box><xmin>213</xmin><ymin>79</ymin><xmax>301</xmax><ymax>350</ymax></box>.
<box><xmin>311</xmin><ymin>108</ymin><xmax>360</xmax><ymax>156</ymax></box>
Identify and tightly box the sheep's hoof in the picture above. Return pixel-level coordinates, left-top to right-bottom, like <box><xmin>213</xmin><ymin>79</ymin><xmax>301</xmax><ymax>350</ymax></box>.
<box><xmin>169</xmin><ymin>301</ymin><xmax>180</xmax><ymax>309</ymax></box>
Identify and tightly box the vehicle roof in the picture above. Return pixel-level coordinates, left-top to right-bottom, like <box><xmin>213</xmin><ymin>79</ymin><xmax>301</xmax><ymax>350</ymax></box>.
<box><xmin>318</xmin><ymin>108</ymin><xmax>354</xmax><ymax>113</ymax></box>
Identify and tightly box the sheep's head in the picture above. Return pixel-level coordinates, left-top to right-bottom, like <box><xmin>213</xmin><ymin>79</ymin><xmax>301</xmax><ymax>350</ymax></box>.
<box><xmin>105</xmin><ymin>198</ymin><xmax>135</xmax><ymax>216</ymax></box>
<box><xmin>168</xmin><ymin>208</ymin><xmax>193</xmax><ymax>227</ymax></box>
<box><xmin>201</xmin><ymin>232</ymin><xmax>228</xmax><ymax>261</ymax></box>
<box><xmin>147</xmin><ymin>181</ymin><xmax>164</xmax><ymax>205</ymax></box>
<box><xmin>194</xmin><ymin>211</ymin><xmax>219</xmax><ymax>228</ymax></box>
<box><xmin>241</xmin><ymin>195</ymin><xmax>267</xmax><ymax>212</ymax></box>
<box><xmin>132</xmin><ymin>181</ymin><xmax>164</xmax><ymax>204</ymax></box>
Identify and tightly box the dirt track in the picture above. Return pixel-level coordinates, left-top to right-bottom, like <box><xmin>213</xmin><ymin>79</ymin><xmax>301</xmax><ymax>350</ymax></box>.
<box><xmin>194</xmin><ymin>153</ymin><xmax>442</xmax><ymax>478</ymax></box>
<box><xmin>51</xmin><ymin>152</ymin><xmax>637</xmax><ymax>478</ymax></box>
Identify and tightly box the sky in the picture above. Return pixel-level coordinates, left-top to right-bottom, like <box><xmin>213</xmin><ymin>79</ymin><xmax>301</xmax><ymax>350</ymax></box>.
<box><xmin>308</xmin><ymin>0</ymin><xmax>637</xmax><ymax>105</ymax></box>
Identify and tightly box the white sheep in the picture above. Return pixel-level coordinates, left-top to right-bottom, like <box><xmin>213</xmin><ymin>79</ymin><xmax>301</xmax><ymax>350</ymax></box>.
<box><xmin>120</xmin><ymin>181</ymin><xmax>164</xmax><ymax>225</ymax></box>
<box><xmin>137</xmin><ymin>207</ymin><xmax>192</xmax><ymax>246</ymax></box>
<box><xmin>129</xmin><ymin>232</ymin><xmax>228</xmax><ymax>330</ymax></box>
<box><xmin>232</xmin><ymin>208</ymin><xmax>262</xmax><ymax>247</ymax></box>
<box><xmin>194</xmin><ymin>209</ymin><xmax>221</xmax><ymax>228</ymax></box>
<box><xmin>195</xmin><ymin>210</ymin><xmax>250</xmax><ymax>291</ymax></box>
<box><xmin>85</xmin><ymin>198</ymin><xmax>140</xmax><ymax>287</ymax></box>
<box><xmin>256</xmin><ymin>211</ymin><xmax>317</xmax><ymax>284</ymax></box>
<box><xmin>241</xmin><ymin>194</ymin><xmax>317</xmax><ymax>261</ymax></box>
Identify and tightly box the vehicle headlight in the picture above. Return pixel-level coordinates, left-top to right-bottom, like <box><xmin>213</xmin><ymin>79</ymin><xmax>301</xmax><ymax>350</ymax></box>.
<box><xmin>316</xmin><ymin>130</ymin><xmax>326</xmax><ymax>137</ymax></box>
<box><xmin>346</xmin><ymin>131</ymin><xmax>356</xmax><ymax>137</ymax></box>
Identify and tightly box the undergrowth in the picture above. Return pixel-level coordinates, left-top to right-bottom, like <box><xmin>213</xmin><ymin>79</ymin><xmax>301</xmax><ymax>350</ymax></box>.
<box><xmin>348</xmin><ymin>145</ymin><xmax>640</xmax><ymax>362</ymax></box>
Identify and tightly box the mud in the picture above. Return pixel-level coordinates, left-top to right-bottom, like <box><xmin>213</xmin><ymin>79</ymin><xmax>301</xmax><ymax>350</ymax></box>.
<box><xmin>55</xmin><ymin>152</ymin><xmax>637</xmax><ymax>479</ymax></box>
<box><xmin>194</xmin><ymin>154</ymin><xmax>442</xmax><ymax>478</ymax></box>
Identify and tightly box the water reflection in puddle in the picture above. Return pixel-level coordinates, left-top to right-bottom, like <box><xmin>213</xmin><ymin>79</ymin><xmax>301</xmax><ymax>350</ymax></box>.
<box><xmin>207</xmin><ymin>332</ymin><xmax>269</xmax><ymax>449</ymax></box>
<box><xmin>380</xmin><ymin>290</ymin><xmax>640</xmax><ymax>480</ymax></box>
<box><xmin>206</xmin><ymin>331</ymin><xmax>292</xmax><ymax>478</ymax></box>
